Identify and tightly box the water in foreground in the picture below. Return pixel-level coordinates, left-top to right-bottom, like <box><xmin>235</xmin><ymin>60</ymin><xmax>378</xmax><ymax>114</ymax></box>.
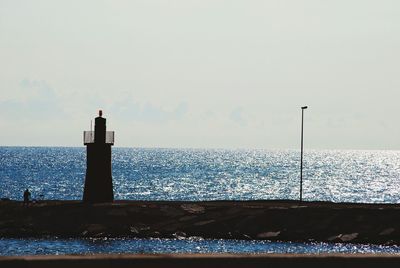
<box><xmin>2</xmin><ymin>237</ymin><xmax>400</xmax><ymax>256</ymax></box>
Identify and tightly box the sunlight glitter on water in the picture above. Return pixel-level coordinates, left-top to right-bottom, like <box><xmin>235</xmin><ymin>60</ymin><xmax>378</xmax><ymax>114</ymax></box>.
<box><xmin>2</xmin><ymin>238</ymin><xmax>400</xmax><ymax>256</ymax></box>
<box><xmin>1</xmin><ymin>147</ymin><xmax>400</xmax><ymax>203</ymax></box>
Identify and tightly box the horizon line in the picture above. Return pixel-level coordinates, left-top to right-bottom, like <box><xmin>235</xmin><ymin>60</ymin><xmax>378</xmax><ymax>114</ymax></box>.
<box><xmin>1</xmin><ymin>145</ymin><xmax>399</xmax><ymax>152</ymax></box>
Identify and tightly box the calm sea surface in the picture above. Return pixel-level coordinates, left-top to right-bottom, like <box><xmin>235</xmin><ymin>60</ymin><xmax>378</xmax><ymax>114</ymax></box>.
<box><xmin>1</xmin><ymin>146</ymin><xmax>400</xmax><ymax>255</ymax></box>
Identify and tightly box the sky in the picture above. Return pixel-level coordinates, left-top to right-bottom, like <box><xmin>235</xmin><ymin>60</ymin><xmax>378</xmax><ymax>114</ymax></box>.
<box><xmin>1</xmin><ymin>0</ymin><xmax>399</xmax><ymax>149</ymax></box>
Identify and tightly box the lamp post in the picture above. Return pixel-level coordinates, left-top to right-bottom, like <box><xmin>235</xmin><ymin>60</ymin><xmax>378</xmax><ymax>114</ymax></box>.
<box><xmin>300</xmin><ymin>106</ymin><xmax>308</xmax><ymax>202</ymax></box>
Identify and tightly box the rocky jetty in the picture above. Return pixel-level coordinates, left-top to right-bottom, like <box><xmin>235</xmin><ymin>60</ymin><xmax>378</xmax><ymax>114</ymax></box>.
<box><xmin>1</xmin><ymin>200</ymin><xmax>400</xmax><ymax>244</ymax></box>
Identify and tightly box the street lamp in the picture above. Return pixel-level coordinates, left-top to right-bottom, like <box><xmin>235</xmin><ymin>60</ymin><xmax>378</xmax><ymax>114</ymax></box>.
<box><xmin>300</xmin><ymin>106</ymin><xmax>308</xmax><ymax>202</ymax></box>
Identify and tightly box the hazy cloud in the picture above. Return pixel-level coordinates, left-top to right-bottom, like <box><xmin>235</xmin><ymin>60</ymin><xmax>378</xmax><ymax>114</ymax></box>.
<box><xmin>0</xmin><ymin>79</ymin><xmax>62</xmax><ymax>120</ymax></box>
<box><xmin>230</xmin><ymin>107</ymin><xmax>246</xmax><ymax>126</ymax></box>
<box><xmin>111</xmin><ymin>100</ymin><xmax>188</xmax><ymax>123</ymax></box>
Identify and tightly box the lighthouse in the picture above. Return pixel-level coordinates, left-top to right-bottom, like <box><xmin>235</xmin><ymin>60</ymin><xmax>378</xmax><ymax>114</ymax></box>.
<box><xmin>83</xmin><ymin>110</ymin><xmax>114</xmax><ymax>203</ymax></box>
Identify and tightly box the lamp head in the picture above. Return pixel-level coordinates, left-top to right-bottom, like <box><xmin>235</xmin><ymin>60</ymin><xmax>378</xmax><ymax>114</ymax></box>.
<box><xmin>301</xmin><ymin>106</ymin><xmax>308</xmax><ymax>110</ymax></box>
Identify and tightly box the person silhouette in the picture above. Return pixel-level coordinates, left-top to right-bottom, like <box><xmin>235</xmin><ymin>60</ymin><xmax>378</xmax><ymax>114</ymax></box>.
<box><xmin>23</xmin><ymin>189</ymin><xmax>31</xmax><ymax>206</ymax></box>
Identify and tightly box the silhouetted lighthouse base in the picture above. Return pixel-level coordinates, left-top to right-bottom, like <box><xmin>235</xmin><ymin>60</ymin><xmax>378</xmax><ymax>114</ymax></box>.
<box><xmin>83</xmin><ymin>111</ymin><xmax>114</xmax><ymax>203</ymax></box>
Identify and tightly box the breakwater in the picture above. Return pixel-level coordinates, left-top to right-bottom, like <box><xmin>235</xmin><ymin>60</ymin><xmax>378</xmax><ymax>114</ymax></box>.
<box><xmin>1</xmin><ymin>200</ymin><xmax>400</xmax><ymax>245</ymax></box>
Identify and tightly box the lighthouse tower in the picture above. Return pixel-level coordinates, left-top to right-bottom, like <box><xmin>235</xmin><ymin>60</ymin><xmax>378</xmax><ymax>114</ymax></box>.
<box><xmin>83</xmin><ymin>110</ymin><xmax>114</xmax><ymax>203</ymax></box>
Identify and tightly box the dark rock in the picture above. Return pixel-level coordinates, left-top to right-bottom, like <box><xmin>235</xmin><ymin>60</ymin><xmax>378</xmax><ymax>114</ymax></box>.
<box><xmin>194</xmin><ymin>220</ymin><xmax>215</xmax><ymax>226</ymax></box>
<box><xmin>181</xmin><ymin>204</ymin><xmax>205</xmax><ymax>214</ymax></box>
<box><xmin>257</xmin><ymin>231</ymin><xmax>281</xmax><ymax>239</ymax></box>
<box><xmin>380</xmin><ymin>228</ymin><xmax>395</xmax><ymax>236</ymax></box>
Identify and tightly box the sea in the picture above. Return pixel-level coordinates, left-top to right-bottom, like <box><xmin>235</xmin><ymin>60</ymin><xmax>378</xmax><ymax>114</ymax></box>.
<box><xmin>1</xmin><ymin>146</ymin><xmax>400</xmax><ymax>255</ymax></box>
